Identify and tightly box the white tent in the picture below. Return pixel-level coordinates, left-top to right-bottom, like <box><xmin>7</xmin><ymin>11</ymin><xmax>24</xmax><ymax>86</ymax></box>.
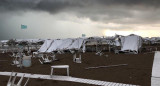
<box><xmin>67</xmin><ymin>38</ymin><xmax>85</xmax><ymax>52</ymax></box>
<box><xmin>38</xmin><ymin>39</ymin><xmax>53</xmax><ymax>52</ymax></box>
<box><xmin>114</xmin><ymin>40</ymin><xmax>120</xmax><ymax>46</ymax></box>
<box><xmin>120</xmin><ymin>35</ymin><xmax>142</xmax><ymax>53</ymax></box>
<box><xmin>46</xmin><ymin>39</ymin><xmax>63</xmax><ymax>52</ymax></box>
<box><xmin>46</xmin><ymin>39</ymin><xmax>74</xmax><ymax>52</ymax></box>
<box><xmin>0</xmin><ymin>40</ymin><xmax>8</xmax><ymax>43</ymax></box>
<box><xmin>38</xmin><ymin>38</ymin><xmax>86</xmax><ymax>53</ymax></box>
<box><xmin>57</xmin><ymin>39</ymin><xmax>73</xmax><ymax>50</ymax></box>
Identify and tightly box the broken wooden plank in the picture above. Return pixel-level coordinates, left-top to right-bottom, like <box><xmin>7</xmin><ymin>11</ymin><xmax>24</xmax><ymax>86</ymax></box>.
<box><xmin>85</xmin><ymin>64</ymin><xmax>128</xmax><ymax>69</ymax></box>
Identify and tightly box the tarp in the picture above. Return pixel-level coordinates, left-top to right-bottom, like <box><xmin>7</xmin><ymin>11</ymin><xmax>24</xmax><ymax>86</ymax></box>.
<box><xmin>120</xmin><ymin>35</ymin><xmax>142</xmax><ymax>52</ymax></box>
<box><xmin>57</xmin><ymin>39</ymin><xmax>73</xmax><ymax>50</ymax></box>
<box><xmin>115</xmin><ymin>40</ymin><xmax>120</xmax><ymax>46</ymax></box>
<box><xmin>39</xmin><ymin>38</ymin><xmax>86</xmax><ymax>53</ymax></box>
<box><xmin>67</xmin><ymin>38</ymin><xmax>85</xmax><ymax>50</ymax></box>
<box><xmin>38</xmin><ymin>40</ymin><xmax>53</xmax><ymax>52</ymax></box>
<box><xmin>46</xmin><ymin>39</ymin><xmax>63</xmax><ymax>52</ymax></box>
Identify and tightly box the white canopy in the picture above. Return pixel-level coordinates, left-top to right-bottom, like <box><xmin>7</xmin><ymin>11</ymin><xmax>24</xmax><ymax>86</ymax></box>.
<box><xmin>38</xmin><ymin>40</ymin><xmax>53</xmax><ymax>52</ymax></box>
<box><xmin>67</xmin><ymin>38</ymin><xmax>85</xmax><ymax>50</ymax></box>
<box><xmin>57</xmin><ymin>39</ymin><xmax>73</xmax><ymax>50</ymax></box>
<box><xmin>0</xmin><ymin>40</ymin><xmax>9</xmax><ymax>43</ymax></box>
<box><xmin>46</xmin><ymin>39</ymin><xmax>63</xmax><ymax>52</ymax></box>
<box><xmin>39</xmin><ymin>38</ymin><xmax>86</xmax><ymax>53</ymax></box>
<box><xmin>115</xmin><ymin>40</ymin><xmax>120</xmax><ymax>46</ymax></box>
<box><xmin>121</xmin><ymin>35</ymin><xmax>142</xmax><ymax>52</ymax></box>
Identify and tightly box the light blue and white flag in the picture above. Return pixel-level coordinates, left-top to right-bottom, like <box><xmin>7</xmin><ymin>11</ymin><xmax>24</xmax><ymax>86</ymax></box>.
<box><xmin>82</xmin><ymin>34</ymin><xmax>86</xmax><ymax>37</ymax></box>
<box><xmin>21</xmin><ymin>24</ymin><xmax>27</xmax><ymax>29</ymax></box>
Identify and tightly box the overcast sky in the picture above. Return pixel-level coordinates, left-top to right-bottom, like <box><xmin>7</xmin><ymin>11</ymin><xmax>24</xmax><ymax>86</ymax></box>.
<box><xmin>0</xmin><ymin>0</ymin><xmax>160</xmax><ymax>40</ymax></box>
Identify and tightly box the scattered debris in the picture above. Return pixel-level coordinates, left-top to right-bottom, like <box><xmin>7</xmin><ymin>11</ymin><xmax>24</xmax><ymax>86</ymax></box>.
<box><xmin>39</xmin><ymin>55</ymin><xmax>52</xmax><ymax>64</ymax></box>
<box><xmin>85</xmin><ymin>64</ymin><xmax>128</xmax><ymax>69</ymax></box>
<box><xmin>7</xmin><ymin>72</ymin><xmax>30</xmax><ymax>86</ymax></box>
<box><xmin>95</xmin><ymin>51</ymin><xmax>103</xmax><ymax>56</ymax></box>
<box><xmin>73</xmin><ymin>53</ymin><xmax>82</xmax><ymax>63</ymax></box>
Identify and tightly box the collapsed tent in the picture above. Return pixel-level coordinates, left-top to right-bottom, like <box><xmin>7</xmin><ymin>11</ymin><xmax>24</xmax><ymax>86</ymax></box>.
<box><xmin>46</xmin><ymin>39</ymin><xmax>63</xmax><ymax>52</ymax></box>
<box><xmin>38</xmin><ymin>40</ymin><xmax>53</xmax><ymax>52</ymax></box>
<box><xmin>16</xmin><ymin>39</ymin><xmax>44</xmax><ymax>43</ymax></box>
<box><xmin>67</xmin><ymin>38</ymin><xmax>86</xmax><ymax>52</ymax></box>
<box><xmin>0</xmin><ymin>40</ymin><xmax>9</xmax><ymax>44</ymax></box>
<box><xmin>120</xmin><ymin>35</ymin><xmax>142</xmax><ymax>53</ymax></box>
<box><xmin>114</xmin><ymin>40</ymin><xmax>121</xmax><ymax>46</ymax></box>
<box><xmin>57</xmin><ymin>39</ymin><xmax>73</xmax><ymax>50</ymax></box>
<box><xmin>38</xmin><ymin>38</ymin><xmax>86</xmax><ymax>53</ymax></box>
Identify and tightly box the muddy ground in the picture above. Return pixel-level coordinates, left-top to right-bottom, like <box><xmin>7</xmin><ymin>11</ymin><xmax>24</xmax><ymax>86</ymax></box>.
<box><xmin>0</xmin><ymin>52</ymin><xmax>154</xmax><ymax>86</ymax></box>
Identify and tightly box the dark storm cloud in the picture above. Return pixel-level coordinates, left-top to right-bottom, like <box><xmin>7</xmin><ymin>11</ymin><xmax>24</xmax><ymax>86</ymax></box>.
<box><xmin>1</xmin><ymin>0</ymin><xmax>160</xmax><ymax>40</ymax></box>
<box><xmin>0</xmin><ymin>0</ymin><xmax>84</xmax><ymax>12</ymax></box>
<box><xmin>96</xmin><ymin>0</ymin><xmax>160</xmax><ymax>7</ymax></box>
<box><xmin>1</xmin><ymin>0</ymin><xmax>160</xmax><ymax>11</ymax></box>
<box><xmin>1</xmin><ymin>0</ymin><xmax>160</xmax><ymax>24</ymax></box>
